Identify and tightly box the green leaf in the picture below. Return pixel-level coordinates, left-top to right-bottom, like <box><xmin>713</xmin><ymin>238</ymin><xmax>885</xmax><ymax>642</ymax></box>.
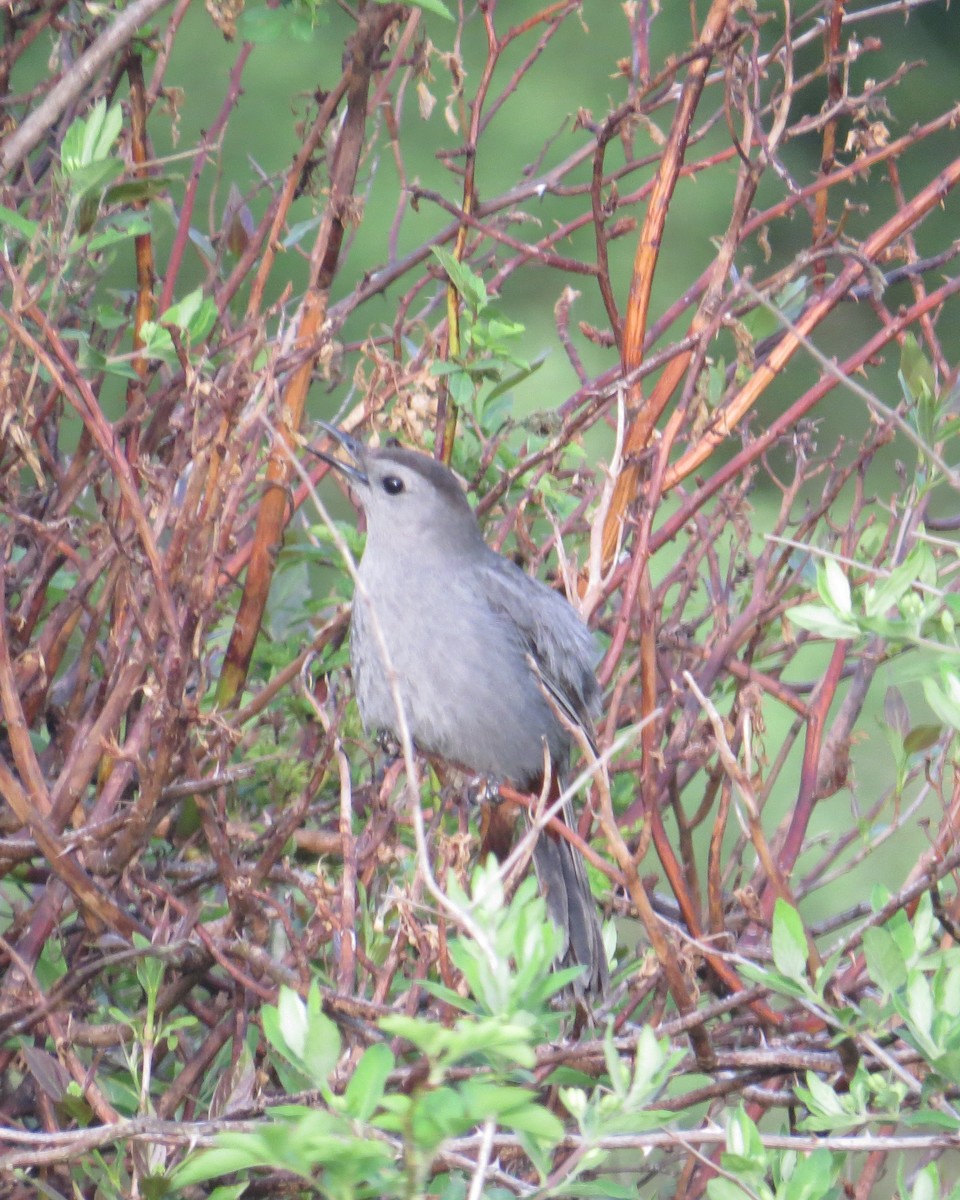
<box><xmin>431</xmin><ymin>245</ymin><xmax>488</xmax><ymax>311</ymax></box>
<box><xmin>888</xmin><ymin>905</ymin><xmax>919</xmax><ymax>962</ymax></box>
<box><xmin>83</xmin><ymin>214</ymin><xmax>152</xmax><ymax>252</ymax></box>
<box><xmin>62</xmin><ymin>100</ymin><xmax>101</xmax><ymax>172</ymax></box>
<box><xmin>282</xmin><ymin>214</ymin><xmax>323</xmax><ymax>249</ymax></box>
<box><xmin>88</xmin><ymin>99</ymin><xmax>123</xmax><ymax>162</ymax></box>
<box><xmin>775</xmin><ymin>275</ymin><xmax>809</xmax><ymax>321</ymax></box>
<box><xmin>103</xmin><ymin>174</ymin><xmax>176</xmax><ymax>205</ymax></box>
<box><xmin>172</xmin><ymin>1145</ymin><xmax>267</xmax><ymax>1186</ymax></box>
<box><xmin>903</xmin><ymin>725</ymin><xmax>941</xmax><ymax>755</ymax></box>
<box><xmin>819</xmin><ymin>558</ymin><xmax>852</xmax><ymax>615</ymax></box>
<box><xmin>923</xmin><ymin>674</ymin><xmax>960</xmax><ymax>731</ymax></box>
<box><xmin>900</xmin><ymin>333</ymin><xmax>937</xmax><ymax>406</ymax></box>
<box><xmin>342</xmin><ymin>1042</ymin><xmax>394</xmax><ymax>1122</ymax></box>
<box><xmin>0</xmin><ymin>203</ymin><xmax>39</xmax><ymax>238</ymax></box>
<box><xmin>447</xmin><ymin>367</ymin><xmax>476</xmax><ymax>408</ymax></box>
<box><xmin>725</xmin><ymin>1105</ymin><xmax>766</xmax><ymax>1166</ymax></box>
<box><xmin>137</xmin><ymin>321</ymin><xmax>176</xmax><ymax>362</ymax></box>
<box><xmin>906</xmin><ymin>971</ymin><xmax>934</xmax><ymax>1041</ymax></box>
<box><xmin>162</xmin><ymin>286</ymin><xmax>204</xmax><ymax>329</ymax></box>
<box><xmin>379</xmin><ymin>1013</ymin><xmax>445</xmax><ymax>1058</ymax></box>
<box><xmin>864</xmin><ymin>547</ymin><xmax>925</xmax><ymax>618</ymax></box>
<box><xmin>741</xmin><ymin>303</ymin><xmax>779</xmax><ymax>344</ymax></box>
<box><xmin>263</xmin><ymin>983</ymin><xmax>340</xmax><ymax>1089</ymax></box>
<box><xmin>140</xmin><ymin>287</ymin><xmax>218</xmax><ymax>357</ymax></box>
<box><xmin>786</xmin><ymin>603</ymin><xmax>859</xmax><ymax>640</ymax></box>
<box><xmin>901</xmin><ymin>1108</ymin><xmax>960</xmax><ymax>1130</ymax></box>
<box><xmin>65</xmin><ymin>157</ymin><xmax>125</xmax><ymax>203</ymax></box>
<box><xmin>910</xmin><ymin>1163</ymin><xmax>938</xmax><ymax>1200</ymax></box>
<box><xmin>779</xmin><ymin>1146</ymin><xmax>840</xmax><ymax>1200</ymax></box>
<box><xmin>863</xmin><ymin>927</ymin><xmax>907</xmax><ymax>995</ymax></box>
<box><xmin>500</xmin><ymin>1098</ymin><xmax>564</xmax><ymax>1143</ymax></box>
<box><xmin>798</xmin><ymin>1072</ymin><xmax>850</xmax><ymax>1120</ymax></box>
<box><xmin>61</xmin><ymin>99</ymin><xmax>123</xmax><ymax>175</ymax></box>
<box><xmin>708</xmin><ymin>1181</ymin><xmax>756</xmax><ymax>1200</ymax></box>
<box><xmin>771</xmin><ymin>900</ymin><xmax>808</xmax><ymax>981</ymax></box>
<box><xmin>484</xmin><ymin>355</ymin><xmax>542</xmax><ymax>407</ymax></box>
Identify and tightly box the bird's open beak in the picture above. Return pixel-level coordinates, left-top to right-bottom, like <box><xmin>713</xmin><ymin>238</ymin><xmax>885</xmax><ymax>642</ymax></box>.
<box><xmin>309</xmin><ymin>421</ymin><xmax>368</xmax><ymax>487</ymax></box>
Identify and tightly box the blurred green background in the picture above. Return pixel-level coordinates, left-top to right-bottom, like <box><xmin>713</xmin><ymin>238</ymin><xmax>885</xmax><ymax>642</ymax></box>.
<box><xmin>141</xmin><ymin>0</ymin><xmax>960</xmax><ymax>404</ymax></box>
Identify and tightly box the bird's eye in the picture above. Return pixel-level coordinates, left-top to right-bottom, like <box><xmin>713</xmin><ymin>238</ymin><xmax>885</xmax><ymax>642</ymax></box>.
<box><xmin>382</xmin><ymin>475</ymin><xmax>405</xmax><ymax>495</ymax></box>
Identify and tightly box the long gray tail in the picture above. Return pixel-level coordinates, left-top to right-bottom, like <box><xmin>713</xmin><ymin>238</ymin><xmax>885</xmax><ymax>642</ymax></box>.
<box><xmin>531</xmin><ymin>797</ymin><xmax>608</xmax><ymax>999</ymax></box>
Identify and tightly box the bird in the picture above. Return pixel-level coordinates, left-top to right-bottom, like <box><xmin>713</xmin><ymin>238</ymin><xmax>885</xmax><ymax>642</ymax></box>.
<box><xmin>315</xmin><ymin>424</ymin><xmax>608</xmax><ymax>997</ymax></box>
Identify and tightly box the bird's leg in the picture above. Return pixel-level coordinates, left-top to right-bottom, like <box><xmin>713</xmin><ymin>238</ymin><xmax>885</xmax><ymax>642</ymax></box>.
<box><xmin>375</xmin><ymin>727</ymin><xmax>402</xmax><ymax>759</ymax></box>
<box><xmin>371</xmin><ymin>729</ymin><xmax>403</xmax><ymax>795</ymax></box>
<box><xmin>472</xmin><ymin>776</ymin><xmax>521</xmax><ymax>865</ymax></box>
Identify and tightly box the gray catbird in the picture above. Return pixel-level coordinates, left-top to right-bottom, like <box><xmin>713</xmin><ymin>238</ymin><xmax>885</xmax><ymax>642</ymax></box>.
<box><xmin>316</xmin><ymin>425</ymin><xmax>608</xmax><ymax>996</ymax></box>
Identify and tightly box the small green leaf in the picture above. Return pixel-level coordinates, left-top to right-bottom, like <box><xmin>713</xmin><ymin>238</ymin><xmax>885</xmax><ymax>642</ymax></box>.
<box><xmin>798</xmin><ymin>1071</ymin><xmax>849</xmax><ymax>1120</ymax></box>
<box><xmin>342</xmin><ymin>1043</ymin><xmax>394</xmax><ymax>1122</ymax></box>
<box><xmin>771</xmin><ymin>899</ymin><xmax>808</xmax><ymax>981</ymax></box>
<box><xmin>786</xmin><ymin>603</ymin><xmax>859</xmax><ymax>640</ymax></box>
<box><xmin>61</xmin><ymin>100</ymin><xmax>102</xmax><ymax>172</ymax></box>
<box><xmin>906</xmin><ymin>971</ymin><xmax>934</xmax><ymax>1040</ymax></box>
<box><xmin>84</xmin><ymin>214</ymin><xmax>152</xmax><ymax>252</ymax></box>
<box><xmin>162</xmin><ymin>286</ymin><xmax>204</xmax><ymax>329</ymax></box>
<box><xmin>431</xmin><ymin>245</ymin><xmax>488</xmax><ymax>311</ymax></box>
<box><xmin>775</xmin><ymin>275</ymin><xmax>809</xmax><ymax>320</ymax></box>
<box><xmin>863</xmin><ymin>927</ymin><xmax>907</xmax><ymax>995</ymax></box>
<box><xmin>263</xmin><ymin>983</ymin><xmax>340</xmax><ymax>1089</ymax></box>
<box><xmin>923</xmin><ymin>674</ymin><xmax>960</xmax><ymax>731</ymax></box>
<box><xmin>0</xmin><ymin>203</ymin><xmax>39</xmax><ymax>238</ymax></box>
<box><xmin>95</xmin><ymin>301</ymin><xmax>132</xmax><ymax>331</ymax></box>
<box><xmin>900</xmin><ymin>333</ymin><xmax>937</xmax><ymax>406</ymax></box>
<box><xmin>910</xmin><ymin>1163</ymin><xmax>938</xmax><ymax>1200</ymax></box>
<box><xmin>864</xmin><ymin>550</ymin><xmax>922</xmax><ymax>618</ymax></box>
<box><xmin>62</xmin><ymin>99</ymin><xmax>123</xmax><ymax>174</ymax></box>
<box><xmin>903</xmin><ymin>725</ymin><xmax>942</xmax><ymax>755</ymax></box>
<box><xmin>819</xmin><ymin>558</ymin><xmax>852</xmax><ymax>615</ymax></box>
<box><xmin>104</xmin><ymin>174</ymin><xmax>175</xmax><ymax>205</ymax></box>
<box><xmin>708</xmin><ymin>1180</ymin><xmax>756</xmax><ymax>1200</ymax></box>
<box><xmin>725</xmin><ymin>1105</ymin><xmax>765</xmax><ymax>1165</ymax></box>
<box><xmin>65</xmin><ymin>157</ymin><xmax>125</xmax><ymax>201</ymax></box>
<box><xmin>779</xmin><ymin>1146</ymin><xmax>840</xmax><ymax>1200</ymax></box>
<box><xmin>501</xmin><ymin>1099</ymin><xmax>564</xmax><ymax>1143</ymax></box>
<box><xmin>449</xmin><ymin>368</ymin><xmax>476</xmax><ymax>409</ymax></box>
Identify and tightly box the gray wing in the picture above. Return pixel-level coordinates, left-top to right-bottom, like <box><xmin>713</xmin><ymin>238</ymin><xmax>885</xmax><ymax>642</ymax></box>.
<box><xmin>477</xmin><ymin>553</ymin><xmax>600</xmax><ymax>751</ymax></box>
<box><xmin>477</xmin><ymin>552</ymin><xmax>609</xmax><ymax>998</ymax></box>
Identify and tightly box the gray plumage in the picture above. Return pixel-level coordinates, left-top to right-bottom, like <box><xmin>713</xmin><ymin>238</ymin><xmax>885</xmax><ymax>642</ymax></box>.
<box><xmin>317</xmin><ymin>426</ymin><xmax>608</xmax><ymax>996</ymax></box>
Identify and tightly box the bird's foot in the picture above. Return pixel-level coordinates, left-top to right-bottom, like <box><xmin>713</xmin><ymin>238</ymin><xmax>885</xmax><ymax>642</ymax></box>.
<box><xmin>466</xmin><ymin>774</ymin><xmax>502</xmax><ymax>806</ymax></box>
<box><xmin>375</xmin><ymin>728</ymin><xmax>401</xmax><ymax>758</ymax></box>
